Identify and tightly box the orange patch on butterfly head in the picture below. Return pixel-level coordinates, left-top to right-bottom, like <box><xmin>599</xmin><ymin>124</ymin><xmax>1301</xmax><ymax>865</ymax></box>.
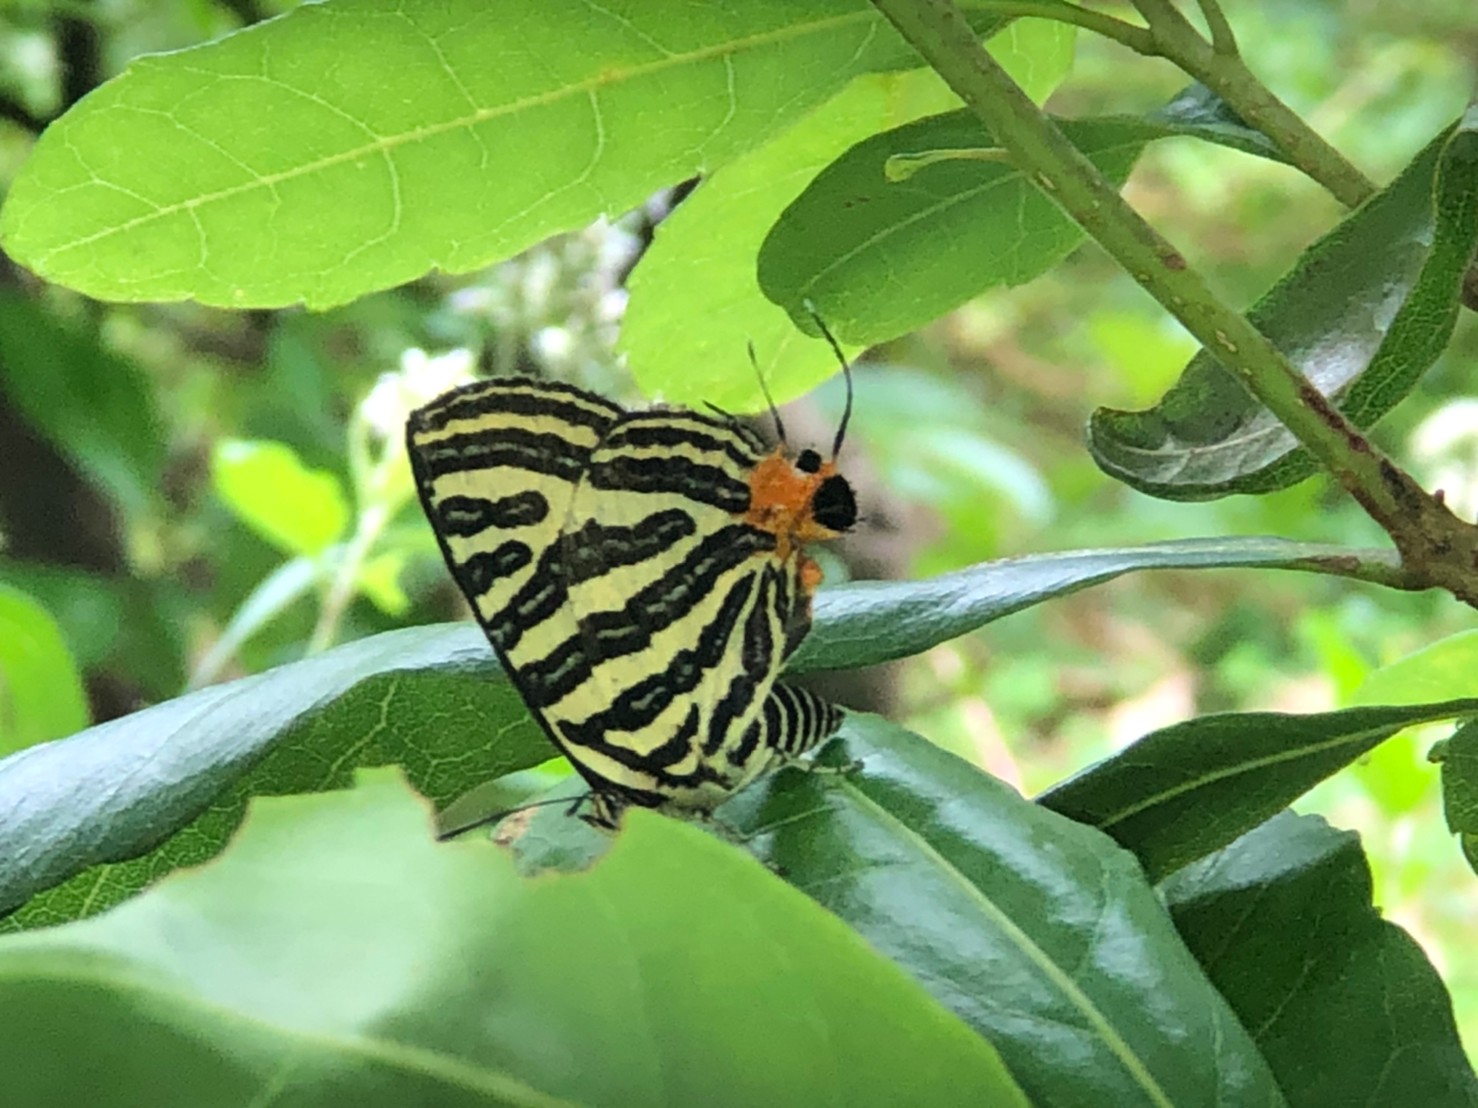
<box><xmin>744</xmin><ymin>448</ymin><xmax>855</xmax><ymax>584</ymax></box>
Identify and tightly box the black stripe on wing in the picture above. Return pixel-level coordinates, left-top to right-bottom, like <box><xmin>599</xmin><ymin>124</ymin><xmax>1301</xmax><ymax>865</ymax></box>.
<box><xmin>703</xmin><ymin>562</ymin><xmax>782</xmax><ymax>756</ymax></box>
<box><xmin>601</xmin><ymin>421</ymin><xmax>761</xmax><ymax>473</ymax></box>
<box><xmin>435</xmin><ymin>491</ymin><xmax>550</xmax><ymax>536</ymax></box>
<box><xmin>412</xmin><ymin>379</ymin><xmax>621</xmax><ymax>435</ymax></box>
<box><xmin>587</xmin><ymin>454</ymin><xmax>751</xmax><ymax>513</ymax></box>
<box><xmin>728</xmin><ymin>683</ymin><xmax>843</xmax><ymax>768</ymax></box>
<box><xmin>521</xmin><ymin>523</ymin><xmax>775</xmax><ymax>709</ymax></box>
<box><xmin>558</xmin><ymin>571</ymin><xmax>758</xmax><ymax>748</ymax></box>
<box><xmin>415</xmin><ymin>426</ymin><xmax>593</xmax><ymax>483</ymax></box>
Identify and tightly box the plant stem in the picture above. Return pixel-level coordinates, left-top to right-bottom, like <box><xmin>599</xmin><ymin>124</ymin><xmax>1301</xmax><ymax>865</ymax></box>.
<box><xmin>984</xmin><ymin>1</ymin><xmax>1156</xmax><ymax>54</ymax></box>
<box><xmin>1127</xmin><ymin>0</ymin><xmax>1374</xmax><ymax>207</ymax></box>
<box><xmin>869</xmin><ymin>0</ymin><xmax>1478</xmax><ymax>604</ymax></box>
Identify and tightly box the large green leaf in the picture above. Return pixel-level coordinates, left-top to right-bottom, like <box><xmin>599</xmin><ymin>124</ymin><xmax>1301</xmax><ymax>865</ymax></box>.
<box><xmin>0</xmin><ymin>625</ymin><xmax>543</xmax><ymax>929</ymax></box>
<box><xmin>756</xmin><ymin>87</ymin><xmax>1287</xmax><ymax>345</ymax></box>
<box><xmin>1161</xmin><ymin>812</ymin><xmax>1478</xmax><ymax>1106</ymax></box>
<box><xmin>720</xmin><ymin>716</ymin><xmax>1287</xmax><ymax>1108</ymax></box>
<box><xmin>0</xmin><ymin>537</ymin><xmax>1398</xmax><ymax>927</ymax></box>
<box><xmin>1038</xmin><ymin>700</ymin><xmax>1478</xmax><ymax>882</ymax></box>
<box><xmin>0</xmin><ymin>1</ymin><xmax>953</xmax><ymax>309</ymax></box>
<box><xmin>1089</xmin><ymin>110</ymin><xmax>1478</xmax><ymax>498</ymax></box>
<box><xmin>0</xmin><ymin>771</ymin><xmax>1024</xmax><ymax>1107</ymax></box>
<box><xmin>622</xmin><ymin>18</ymin><xmax>1074</xmax><ymax>411</ymax></box>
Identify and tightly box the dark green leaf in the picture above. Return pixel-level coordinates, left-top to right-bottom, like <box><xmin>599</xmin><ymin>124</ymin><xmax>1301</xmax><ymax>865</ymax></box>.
<box><xmin>0</xmin><ymin>1</ymin><xmax>955</xmax><ymax>309</ymax></box>
<box><xmin>1147</xmin><ymin>82</ymin><xmax>1287</xmax><ymax>161</ymax></box>
<box><xmin>0</xmin><ymin>625</ymin><xmax>545</xmax><ymax>928</ymax></box>
<box><xmin>0</xmin><ymin>772</ymin><xmax>1025</xmax><ymax>1107</ymax></box>
<box><xmin>1089</xmin><ymin>111</ymin><xmax>1478</xmax><ymax>498</ymax></box>
<box><xmin>0</xmin><ymin>295</ymin><xmax>163</xmax><ymax>523</ymax></box>
<box><xmin>1161</xmin><ymin>812</ymin><xmax>1478</xmax><ymax>1107</ymax></box>
<box><xmin>1432</xmin><ymin>718</ymin><xmax>1478</xmax><ymax>876</ymax></box>
<box><xmin>758</xmin><ymin>114</ymin><xmax>1148</xmax><ymax>344</ymax></box>
<box><xmin>721</xmin><ymin>716</ymin><xmax>1287</xmax><ymax>1108</ymax></box>
<box><xmin>0</xmin><ymin>538</ymin><xmax>1396</xmax><ymax>925</ymax></box>
<box><xmin>757</xmin><ymin>87</ymin><xmax>1290</xmax><ymax>345</ymax></box>
<box><xmin>1039</xmin><ymin>699</ymin><xmax>1478</xmax><ymax>882</ymax></box>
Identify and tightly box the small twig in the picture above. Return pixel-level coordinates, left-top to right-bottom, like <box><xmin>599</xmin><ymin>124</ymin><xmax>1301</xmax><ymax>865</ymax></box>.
<box><xmin>982</xmin><ymin>1</ymin><xmax>1157</xmax><ymax>55</ymax></box>
<box><xmin>1127</xmin><ymin>0</ymin><xmax>1374</xmax><ymax>207</ymax></box>
<box><xmin>1190</xmin><ymin>0</ymin><xmax>1238</xmax><ymax>57</ymax></box>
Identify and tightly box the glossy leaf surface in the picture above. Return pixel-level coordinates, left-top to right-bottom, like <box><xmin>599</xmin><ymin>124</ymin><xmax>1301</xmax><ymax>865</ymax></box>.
<box><xmin>1089</xmin><ymin>112</ymin><xmax>1478</xmax><ymax>498</ymax></box>
<box><xmin>1162</xmin><ymin>812</ymin><xmax>1478</xmax><ymax>1106</ymax></box>
<box><xmin>1039</xmin><ymin>699</ymin><xmax>1478</xmax><ymax>881</ymax></box>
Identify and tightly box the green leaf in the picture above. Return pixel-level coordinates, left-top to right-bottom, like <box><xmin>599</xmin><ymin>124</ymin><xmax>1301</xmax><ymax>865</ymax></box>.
<box><xmin>0</xmin><ymin>1</ymin><xmax>947</xmax><ymax>309</ymax></box>
<box><xmin>0</xmin><ymin>771</ymin><xmax>1026</xmax><ymax>1107</ymax></box>
<box><xmin>0</xmin><ymin>585</ymin><xmax>89</xmax><ymax>756</ymax></box>
<box><xmin>1349</xmin><ymin>630</ymin><xmax>1478</xmax><ymax>817</ymax></box>
<box><xmin>0</xmin><ymin>295</ymin><xmax>163</xmax><ymax>525</ymax></box>
<box><xmin>1038</xmin><ymin>699</ymin><xmax>1478</xmax><ymax>882</ymax></box>
<box><xmin>758</xmin><ymin>113</ymin><xmax>1147</xmax><ymax>344</ymax></box>
<box><xmin>211</xmin><ymin>439</ymin><xmax>349</xmax><ymax>556</ymax></box>
<box><xmin>0</xmin><ymin>625</ymin><xmax>544</xmax><ymax>929</ymax></box>
<box><xmin>757</xmin><ymin>86</ymin><xmax>1290</xmax><ymax>346</ymax></box>
<box><xmin>623</xmin><ymin>18</ymin><xmax>1073</xmax><ymax>411</ymax></box>
<box><xmin>722</xmin><ymin>716</ymin><xmax>1287</xmax><ymax>1107</ymax></box>
<box><xmin>0</xmin><ymin>537</ymin><xmax>1397</xmax><ymax>924</ymax></box>
<box><xmin>1352</xmin><ymin>628</ymin><xmax>1478</xmax><ymax>707</ymax></box>
<box><xmin>1162</xmin><ymin>812</ymin><xmax>1478</xmax><ymax>1106</ymax></box>
<box><xmin>791</xmin><ymin>535</ymin><xmax>1399</xmax><ymax>673</ymax></box>
<box><xmin>1432</xmin><ymin>719</ymin><xmax>1478</xmax><ymax>876</ymax></box>
<box><xmin>1089</xmin><ymin>110</ymin><xmax>1478</xmax><ymax>499</ymax></box>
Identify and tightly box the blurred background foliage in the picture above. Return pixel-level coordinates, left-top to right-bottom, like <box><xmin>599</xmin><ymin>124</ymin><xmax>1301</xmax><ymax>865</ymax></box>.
<box><xmin>1</xmin><ymin>0</ymin><xmax>1475</xmax><ymax>1054</ymax></box>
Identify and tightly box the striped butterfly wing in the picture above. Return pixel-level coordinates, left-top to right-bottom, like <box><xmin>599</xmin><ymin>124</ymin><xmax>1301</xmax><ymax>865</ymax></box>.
<box><xmin>407</xmin><ymin>377</ymin><xmax>843</xmax><ymax>825</ymax></box>
<box><xmin>541</xmin><ymin>407</ymin><xmax>831</xmax><ymax>814</ymax></box>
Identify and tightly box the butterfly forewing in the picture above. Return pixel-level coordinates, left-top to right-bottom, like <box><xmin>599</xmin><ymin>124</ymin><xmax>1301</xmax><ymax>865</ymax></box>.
<box><xmin>406</xmin><ymin>377</ymin><xmax>845</xmax><ymax>823</ymax></box>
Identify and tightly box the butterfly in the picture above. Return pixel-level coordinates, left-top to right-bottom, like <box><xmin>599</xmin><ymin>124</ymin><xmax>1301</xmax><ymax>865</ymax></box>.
<box><xmin>407</xmin><ymin>341</ymin><xmax>856</xmax><ymax>829</ymax></box>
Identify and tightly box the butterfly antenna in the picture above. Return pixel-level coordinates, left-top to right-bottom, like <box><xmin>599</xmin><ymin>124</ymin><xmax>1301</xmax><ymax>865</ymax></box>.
<box><xmin>805</xmin><ymin>304</ymin><xmax>854</xmax><ymax>457</ymax></box>
<box><xmin>747</xmin><ymin>339</ymin><xmax>787</xmax><ymax>445</ymax></box>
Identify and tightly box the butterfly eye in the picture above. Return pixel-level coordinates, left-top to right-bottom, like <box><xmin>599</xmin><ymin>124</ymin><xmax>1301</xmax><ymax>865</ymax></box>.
<box><xmin>812</xmin><ymin>474</ymin><xmax>857</xmax><ymax>532</ymax></box>
<box><xmin>796</xmin><ymin>448</ymin><xmax>823</xmax><ymax>474</ymax></box>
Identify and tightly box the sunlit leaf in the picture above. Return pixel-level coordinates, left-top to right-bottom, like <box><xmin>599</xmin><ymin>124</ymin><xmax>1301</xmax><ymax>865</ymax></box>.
<box><xmin>0</xmin><ymin>585</ymin><xmax>89</xmax><ymax>756</ymax></box>
<box><xmin>623</xmin><ymin>18</ymin><xmax>1074</xmax><ymax>411</ymax></box>
<box><xmin>211</xmin><ymin>439</ymin><xmax>348</xmax><ymax>556</ymax></box>
<box><xmin>1</xmin><ymin>1</ymin><xmax>954</xmax><ymax>309</ymax></box>
<box><xmin>0</xmin><ymin>772</ymin><xmax>1024</xmax><ymax>1107</ymax></box>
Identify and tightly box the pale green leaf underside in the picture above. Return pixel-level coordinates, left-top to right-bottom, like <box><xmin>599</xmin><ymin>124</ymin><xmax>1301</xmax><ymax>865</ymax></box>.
<box><xmin>0</xmin><ymin>0</ymin><xmax>923</xmax><ymax>309</ymax></box>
